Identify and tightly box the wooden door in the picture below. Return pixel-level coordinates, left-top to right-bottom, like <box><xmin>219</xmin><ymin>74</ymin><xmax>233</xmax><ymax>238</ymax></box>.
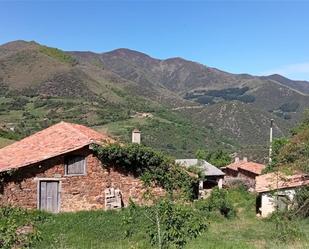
<box><xmin>39</xmin><ymin>181</ymin><xmax>59</xmax><ymax>213</ymax></box>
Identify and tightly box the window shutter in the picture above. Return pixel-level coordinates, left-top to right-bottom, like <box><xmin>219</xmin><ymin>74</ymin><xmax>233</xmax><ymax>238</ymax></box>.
<box><xmin>66</xmin><ymin>156</ymin><xmax>85</xmax><ymax>175</ymax></box>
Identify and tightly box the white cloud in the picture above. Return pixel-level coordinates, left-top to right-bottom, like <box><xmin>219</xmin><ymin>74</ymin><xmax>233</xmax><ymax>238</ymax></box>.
<box><xmin>260</xmin><ymin>62</ymin><xmax>309</xmax><ymax>80</ymax></box>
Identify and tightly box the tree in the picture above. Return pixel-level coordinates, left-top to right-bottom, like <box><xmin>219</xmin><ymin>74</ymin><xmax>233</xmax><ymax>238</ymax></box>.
<box><xmin>123</xmin><ymin>198</ymin><xmax>207</xmax><ymax>249</ymax></box>
<box><xmin>196</xmin><ymin>149</ymin><xmax>231</xmax><ymax>168</ymax></box>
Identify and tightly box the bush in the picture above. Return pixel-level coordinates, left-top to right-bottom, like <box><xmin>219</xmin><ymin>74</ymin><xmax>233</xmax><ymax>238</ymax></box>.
<box><xmin>124</xmin><ymin>199</ymin><xmax>208</xmax><ymax>249</ymax></box>
<box><xmin>196</xmin><ymin>187</ymin><xmax>236</xmax><ymax>218</ymax></box>
<box><xmin>93</xmin><ymin>143</ymin><xmax>197</xmax><ymax>200</ymax></box>
<box><xmin>293</xmin><ymin>186</ymin><xmax>309</xmax><ymax>218</ymax></box>
<box><xmin>0</xmin><ymin>206</ymin><xmax>47</xmax><ymax>249</ymax></box>
<box><xmin>269</xmin><ymin>211</ymin><xmax>304</xmax><ymax>242</ymax></box>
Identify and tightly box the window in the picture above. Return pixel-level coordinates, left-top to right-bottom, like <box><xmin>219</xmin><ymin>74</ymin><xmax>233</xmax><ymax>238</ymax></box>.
<box><xmin>65</xmin><ymin>156</ymin><xmax>86</xmax><ymax>176</ymax></box>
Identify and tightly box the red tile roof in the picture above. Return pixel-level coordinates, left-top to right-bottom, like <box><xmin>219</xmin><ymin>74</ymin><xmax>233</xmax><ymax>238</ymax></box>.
<box><xmin>226</xmin><ymin>161</ymin><xmax>244</xmax><ymax>171</ymax></box>
<box><xmin>226</xmin><ymin>161</ymin><xmax>265</xmax><ymax>175</ymax></box>
<box><xmin>256</xmin><ymin>172</ymin><xmax>309</xmax><ymax>193</ymax></box>
<box><xmin>238</xmin><ymin>162</ymin><xmax>266</xmax><ymax>175</ymax></box>
<box><xmin>0</xmin><ymin>122</ymin><xmax>114</xmax><ymax>172</ymax></box>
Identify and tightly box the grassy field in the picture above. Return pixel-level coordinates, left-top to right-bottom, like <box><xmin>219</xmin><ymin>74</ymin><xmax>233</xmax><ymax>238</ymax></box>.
<box><xmin>30</xmin><ymin>189</ymin><xmax>309</xmax><ymax>249</ymax></box>
<box><xmin>0</xmin><ymin>137</ymin><xmax>14</xmax><ymax>148</ymax></box>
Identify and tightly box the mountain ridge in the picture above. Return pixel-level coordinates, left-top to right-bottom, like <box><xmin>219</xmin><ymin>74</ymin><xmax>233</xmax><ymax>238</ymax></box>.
<box><xmin>0</xmin><ymin>40</ymin><xmax>309</xmax><ymax>160</ymax></box>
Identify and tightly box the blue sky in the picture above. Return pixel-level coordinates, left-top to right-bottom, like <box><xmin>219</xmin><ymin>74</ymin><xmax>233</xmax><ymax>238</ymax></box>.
<box><xmin>1</xmin><ymin>0</ymin><xmax>309</xmax><ymax>80</ymax></box>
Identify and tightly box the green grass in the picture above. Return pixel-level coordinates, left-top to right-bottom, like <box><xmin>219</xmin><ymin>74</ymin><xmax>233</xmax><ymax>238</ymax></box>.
<box><xmin>29</xmin><ymin>188</ymin><xmax>309</xmax><ymax>249</ymax></box>
<box><xmin>0</xmin><ymin>137</ymin><xmax>14</xmax><ymax>148</ymax></box>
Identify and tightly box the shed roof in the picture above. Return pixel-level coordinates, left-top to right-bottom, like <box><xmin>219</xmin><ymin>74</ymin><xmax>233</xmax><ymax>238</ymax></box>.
<box><xmin>226</xmin><ymin>161</ymin><xmax>265</xmax><ymax>175</ymax></box>
<box><xmin>0</xmin><ymin>121</ymin><xmax>114</xmax><ymax>173</ymax></box>
<box><xmin>175</xmin><ymin>159</ymin><xmax>225</xmax><ymax>176</ymax></box>
<box><xmin>256</xmin><ymin>172</ymin><xmax>309</xmax><ymax>193</ymax></box>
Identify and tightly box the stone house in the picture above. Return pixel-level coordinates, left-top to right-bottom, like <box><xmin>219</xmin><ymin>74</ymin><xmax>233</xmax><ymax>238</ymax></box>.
<box><xmin>175</xmin><ymin>159</ymin><xmax>224</xmax><ymax>199</ymax></box>
<box><xmin>222</xmin><ymin>157</ymin><xmax>265</xmax><ymax>189</ymax></box>
<box><xmin>0</xmin><ymin>122</ymin><xmax>162</xmax><ymax>213</ymax></box>
<box><xmin>256</xmin><ymin>172</ymin><xmax>309</xmax><ymax>217</ymax></box>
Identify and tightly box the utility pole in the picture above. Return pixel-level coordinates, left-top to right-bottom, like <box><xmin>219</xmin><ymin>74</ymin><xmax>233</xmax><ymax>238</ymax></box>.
<box><xmin>269</xmin><ymin>119</ymin><xmax>274</xmax><ymax>164</ymax></box>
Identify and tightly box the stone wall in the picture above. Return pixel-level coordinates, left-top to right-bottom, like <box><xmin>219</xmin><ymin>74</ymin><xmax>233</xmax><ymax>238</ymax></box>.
<box><xmin>0</xmin><ymin>146</ymin><xmax>164</xmax><ymax>212</ymax></box>
<box><xmin>238</xmin><ymin>169</ymin><xmax>257</xmax><ymax>188</ymax></box>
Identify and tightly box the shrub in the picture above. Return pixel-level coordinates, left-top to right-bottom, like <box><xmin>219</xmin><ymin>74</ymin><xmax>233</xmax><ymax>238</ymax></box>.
<box><xmin>196</xmin><ymin>187</ymin><xmax>236</xmax><ymax>218</ymax></box>
<box><xmin>0</xmin><ymin>206</ymin><xmax>46</xmax><ymax>249</ymax></box>
<box><xmin>293</xmin><ymin>186</ymin><xmax>309</xmax><ymax>218</ymax></box>
<box><xmin>124</xmin><ymin>199</ymin><xmax>208</xmax><ymax>249</ymax></box>
<box><xmin>93</xmin><ymin>143</ymin><xmax>197</xmax><ymax>200</ymax></box>
<box><xmin>269</xmin><ymin>211</ymin><xmax>303</xmax><ymax>242</ymax></box>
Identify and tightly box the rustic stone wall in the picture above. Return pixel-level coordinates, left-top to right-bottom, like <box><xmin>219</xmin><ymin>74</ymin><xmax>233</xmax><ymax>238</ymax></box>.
<box><xmin>237</xmin><ymin>169</ymin><xmax>257</xmax><ymax>188</ymax></box>
<box><xmin>0</xmin><ymin>146</ymin><xmax>164</xmax><ymax>212</ymax></box>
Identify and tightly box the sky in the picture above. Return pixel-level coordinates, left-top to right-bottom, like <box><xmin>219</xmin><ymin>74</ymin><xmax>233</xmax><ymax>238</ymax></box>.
<box><xmin>0</xmin><ymin>0</ymin><xmax>309</xmax><ymax>80</ymax></box>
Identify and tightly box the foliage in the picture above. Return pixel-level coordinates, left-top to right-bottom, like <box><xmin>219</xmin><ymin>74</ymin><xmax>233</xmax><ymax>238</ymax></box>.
<box><xmin>0</xmin><ymin>206</ymin><xmax>46</xmax><ymax>249</ymax></box>
<box><xmin>93</xmin><ymin>143</ymin><xmax>196</xmax><ymax>199</ymax></box>
<box><xmin>269</xmin><ymin>211</ymin><xmax>304</xmax><ymax>242</ymax></box>
<box><xmin>196</xmin><ymin>149</ymin><xmax>232</xmax><ymax>168</ymax></box>
<box><xmin>279</xmin><ymin>102</ymin><xmax>300</xmax><ymax>113</ymax></box>
<box><xmin>186</xmin><ymin>87</ymin><xmax>255</xmax><ymax>104</ymax></box>
<box><xmin>30</xmin><ymin>186</ymin><xmax>309</xmax><ymax>249</ymax></box>
<box><xmin>264</xmin><ymin>110</ymin><xmax>309</xmax><ymax>174</ymax></box>
<box><xmin>264</xmin><ymin>137</ymin><xmax>289</xmax><ymax>173</ymax></box>
<box><xmin>195</xmin><ymin>95</ymin><xmax>214</xmax><ymax>105</ymax></box>
<box><xmin>195</xmin><ymin>187</ymin><xmax>236</xmax><ymax>218</ymax></box>
<box><xmin>124</xmin><ymin>199</ymin><xmax>208</xmax><ymax>249</ymax></box>
<box><xmin>293</xmin><ymin>186</ymin><xmax>309</xmax><ymax>218</ymax></box>
<box><xmin>39</xmin><ymin>45</ymin><xmax>77</xmax><ymax>65</ymax></box>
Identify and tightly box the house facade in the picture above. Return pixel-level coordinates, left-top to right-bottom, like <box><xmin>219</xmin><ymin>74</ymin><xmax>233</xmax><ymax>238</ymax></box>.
<box><xmin>0</xmin><ymin>122</ymin><xmax>162</xmax><ymax>213</ymax></box>
<box><xmin>256</xmin><ymin>172</ymin><xmax>309</xmax><ymax>217</ymax></box>
<box><xmin>223</xmin><ymin>157</ymin><xmax>265</xmax><ymax>189</ymax></box>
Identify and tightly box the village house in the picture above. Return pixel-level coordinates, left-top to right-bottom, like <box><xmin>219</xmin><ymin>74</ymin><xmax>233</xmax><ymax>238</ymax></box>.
<box><xmin>256</xmin><ymin>172</ymin><xmax>309</xmax><ymax>217</ymax></box>
<box><xmin>222</xmin><ymin>157</ymin><xmax>265</xmax><ymax>189</ymax></box>
<box><xmin>0</xmin><ymin>122</ymin><xmax>162</xmax><ymax>213</ymax></box>
<box><xmin>175</xmin><ymin>159</ymin><xmax>224</xmax><ymax>199</ymax></box>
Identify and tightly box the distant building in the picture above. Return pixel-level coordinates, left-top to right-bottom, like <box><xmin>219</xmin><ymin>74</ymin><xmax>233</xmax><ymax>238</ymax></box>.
<box><xmin>176</xmin><ymin>159</ymin><xmax>225</xmax><ymax>199</ymax></box>
<box><xmin>256</xmin><ymin>172</ymin><xmax>309</xmax><ymax>217</ymax></box>
<box><xmin>132</xmin><ymin>128</ymin><xmax>141</xmax><ymax>144</ymax></box>
<box><xmin>222</xmin><ymin>157</ymin><xmax>265</xmax><ymax>189</ymax></box>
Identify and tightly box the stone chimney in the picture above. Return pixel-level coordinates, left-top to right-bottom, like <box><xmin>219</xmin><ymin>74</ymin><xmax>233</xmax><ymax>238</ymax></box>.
<box><xmin>234</xmin><ymin>157</ymin><xmax>240</xmax><ymax>163</ymax></box>
<box><xmin>243</xmin><ymin>157</ymin><xmax>248</xmax><ymax>162</ymax></box>
<box><xmin>132</xmin><ymin>129</ymin><xmax>141</xmax><ymax>144</ymax></box>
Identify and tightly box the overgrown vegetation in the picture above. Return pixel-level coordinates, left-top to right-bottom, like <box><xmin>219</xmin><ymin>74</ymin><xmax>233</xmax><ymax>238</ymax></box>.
<box><xmin>124</xmin><ymin>199</ymin><xmax>207</xmax><ymax>249</ymax></box>
<box><xmin>93</xmin><ymin>143</ymin><xmax>197</xmax><ymax>199</ymax></box>
<box><xmin>196</xmin><ymin>149</ymin><xmax>232</xmax><ymax>167</ymax></box>
<box><xmin>195</xmin><ymin>187</ymin><xmax>236</xmax><ymax>218</ymax></box>
<box><xmin>0</xmin><ymin>206</ymin><xmax>48</xmax><ymax>249</ymax></box>
<box><xmin>23</xmin><ymin>187</ymin><xmax>308</xmax><ymax>249</ymax></box>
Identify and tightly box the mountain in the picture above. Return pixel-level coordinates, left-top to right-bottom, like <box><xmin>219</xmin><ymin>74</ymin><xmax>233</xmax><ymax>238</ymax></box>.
<box><xmin>0</xmin><ymin>40</ymin><xmax>309</xmax><ymax>161</ymax></box>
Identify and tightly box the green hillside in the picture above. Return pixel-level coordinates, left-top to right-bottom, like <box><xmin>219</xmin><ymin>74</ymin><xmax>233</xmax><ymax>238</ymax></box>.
<box><xmin>1</xmin><ymin>40</ymin><xmax>309</xmax><ymax>159</ymax></box>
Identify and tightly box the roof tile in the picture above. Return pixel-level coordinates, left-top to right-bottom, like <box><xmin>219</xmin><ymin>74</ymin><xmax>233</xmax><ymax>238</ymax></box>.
<box><xmin>0</xmin><ymin>122</ymin><xmax>114</xmax><ymax>172</ymax></box>
<box><xmin>256</xmin><ymin>172</ymin><xmax>309</xmax><ymax>193</ymax></box>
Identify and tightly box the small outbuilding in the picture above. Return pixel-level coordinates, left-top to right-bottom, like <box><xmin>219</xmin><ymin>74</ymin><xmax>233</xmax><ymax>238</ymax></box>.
<box><xmin>0</xmin><ymin>122</ymin><xmax>163</xmax><ymax>213</ymax></box>
<box><xmin>256</xmin><ymin>172</ymin><xmax>309</xmax><ymax>217</ymax></box>
<box><xmin>176</xmin><ymin>159</ymin><xmax>224</xmax><ymax>199</ymax></box>
<box><xmin>223</xmin><ymin>157</ymin><xmax>265</xmax><ymax>189</ymax></box>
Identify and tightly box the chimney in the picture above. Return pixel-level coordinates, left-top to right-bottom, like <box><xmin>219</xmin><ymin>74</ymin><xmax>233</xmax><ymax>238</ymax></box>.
<box><xmin>132</xmin><ymin>129</ymin><xmax>141</xmax><ymax>144</ymax></box>
<box><xmin>243</xmin><ymin>157</ymin><xmax>248</xmax><ymax>162</ymax></box>
<box><xmin>234</xmin><ymin>157</ymin><xmax>240</xmax><ymax>163</ymax></box>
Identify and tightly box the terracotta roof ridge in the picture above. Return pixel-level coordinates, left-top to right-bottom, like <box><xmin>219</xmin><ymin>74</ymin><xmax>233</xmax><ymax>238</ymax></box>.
<box><xmin>61</xmin><ymin>121</ymin><xmax>94</xmax><ymax>142</ymax></box>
